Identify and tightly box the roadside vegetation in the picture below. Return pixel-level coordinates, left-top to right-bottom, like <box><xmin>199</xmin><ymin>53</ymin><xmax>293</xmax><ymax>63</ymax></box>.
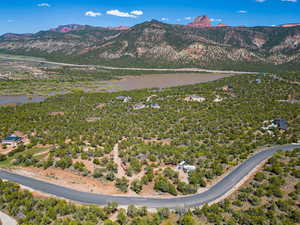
<box><xmin>194</xmin><ymin>149</ymin><xmax>300</xmax><ymax>225</ymax></box>
<box><xmin>0</xmin><ymin>149</ymin><xmax>299</xmax><ymax>224</ymax></box>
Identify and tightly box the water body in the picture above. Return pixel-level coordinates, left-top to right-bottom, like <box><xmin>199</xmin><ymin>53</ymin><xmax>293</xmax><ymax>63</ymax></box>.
<box><xmin>0</xmin><ymin>73</ymin><xmax>232</xmax><ymax>105</ymax></box>
<box><xmin>0</xmin><ymin>96</ymin><xmax>45</xmax><ymax>106</ymax></box>
<box><xmin>105</xmin><ymin>73</ymin><xmax>232</xmax><ymax>92</ymax></box>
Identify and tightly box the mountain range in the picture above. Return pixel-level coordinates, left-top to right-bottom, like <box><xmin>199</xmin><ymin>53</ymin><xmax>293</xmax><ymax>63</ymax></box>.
<box><xmin>0</xmin><ymin>16</ymin><xmax>300</xmax><ymax>72</ymax></box>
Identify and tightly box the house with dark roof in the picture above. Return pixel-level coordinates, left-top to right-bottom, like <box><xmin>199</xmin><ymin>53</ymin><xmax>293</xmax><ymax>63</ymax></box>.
<box><xmin>272</xmin><ymin>119</ymin><xmax>288</xmax><ymax>130</ymax></box>
<box><xmin>1</xmin><ymin>135</ymin><xmax>23</xmax><ymax>146</ymax></box>
<box><xmin>222</xmin><ymin>85</ymin><xmax>233</xmax><ymax>91</ymax></box>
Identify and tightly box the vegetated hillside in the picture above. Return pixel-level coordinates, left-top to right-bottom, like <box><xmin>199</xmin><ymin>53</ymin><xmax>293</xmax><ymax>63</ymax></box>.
<box><xmin>0</xmin><ymin>25</ymin><xmax>121</xmax><ymax>58</ymax></box>
<box><xmin>0</xmin><ymin>21</ymin><xmax>300</xmax><ymax>71</ymax></box>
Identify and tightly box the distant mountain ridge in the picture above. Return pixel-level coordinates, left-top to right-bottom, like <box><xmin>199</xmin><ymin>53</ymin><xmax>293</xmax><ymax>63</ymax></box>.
<box><xmin>277</xmin><ymin>23</ymin><xmax>300</xmax><ymax>28</ymax></box>
<box><xmin>0</xmin><ymin>17</ymin><xmax>300</xmax><ymax>71</ymax></box>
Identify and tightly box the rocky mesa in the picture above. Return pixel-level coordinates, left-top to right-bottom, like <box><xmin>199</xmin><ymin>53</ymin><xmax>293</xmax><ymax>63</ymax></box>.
<box><xmin>187</xmin><ymin>16</ymin><xmax>212</xmax><ymax>28</ymax></box>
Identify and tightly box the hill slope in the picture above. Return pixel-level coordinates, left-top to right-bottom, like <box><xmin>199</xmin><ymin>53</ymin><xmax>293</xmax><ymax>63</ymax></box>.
<box><xmin>0</xmin><ymin>21</ymin><xmax>300</xmax><ymax>71</ymax></box>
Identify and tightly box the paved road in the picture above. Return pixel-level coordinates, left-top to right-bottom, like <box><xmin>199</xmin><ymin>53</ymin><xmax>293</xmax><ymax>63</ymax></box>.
<box><xmin>0</xmin><ymin>55</ymin><xmax>258</xmax><ymax>75</ymax></box>
<box><xmin>0</xmin><ymin>144</ymin><xmax>299</xmax><ymax>209</ymax></box>
<box><xmin>0</xmin><ymin>211</ymin><xmax>17</xmax><ymax>225</ymax></box>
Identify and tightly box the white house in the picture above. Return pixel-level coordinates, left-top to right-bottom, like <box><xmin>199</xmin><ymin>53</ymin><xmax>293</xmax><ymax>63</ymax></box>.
<box><xmin>133</xmin><ymin>104</ymin><xmax>146</xmax><ymax>110</ymax></box>
<box><xmin>150</xmin><ymin>104</ymin><xmax>160</xmax><ymax>109</ymax></box>
<box><xmin>177</xmin><ymin>161</ymin><xmax>196</xmax><ymax>172</ymax></box>
<box><xmin>213</xmin><ymin>95</ymin><xmax>223</xmax><ymax>103</ymax></box>
<box><xmin>116</xmin><ymin>96</ymin><xmax>131</xmax><ymax>103</ymax></box>
<box><xmin>146</xmin><ymin>95</ymin><xmax>157</xmax><ymax>102</ymax></box>
<box><xmin>185</xmin><ymin>95</ymin><xmax>206</xmax><ymax>103</ymax></box>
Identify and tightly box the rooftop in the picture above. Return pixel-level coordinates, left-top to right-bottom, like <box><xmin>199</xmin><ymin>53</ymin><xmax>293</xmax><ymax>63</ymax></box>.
<box><xmin>2</xmin><ymin>135</ymin><xmax>22</xmax><ymax>142</ymax></box>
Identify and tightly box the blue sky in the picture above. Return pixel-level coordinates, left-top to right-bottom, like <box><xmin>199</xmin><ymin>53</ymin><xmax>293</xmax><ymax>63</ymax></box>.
<box><xmin>0</xmin><ymin>0</ymin><xmax>299</xmax><ymax>35</ymax></box>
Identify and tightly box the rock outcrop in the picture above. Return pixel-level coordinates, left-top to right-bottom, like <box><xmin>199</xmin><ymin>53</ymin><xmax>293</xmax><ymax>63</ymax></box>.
<box><xmin>108</xmin><ymin>26</ymin><xmax>130</xmax><ymax>31</ymax></box>
<box><xmin>278</xmin><ymin>24</ymin><xmax>300</xmax><ymax>28</ymax></box>
<box><xmin>51</xmin><ymin>25</ymin><xmax>86</xmax><ymax>33</ymax></box>
<box><xmin>187</xmin><ymin>16</ymin><xmax>212</xmax><ymax>28</ymax></box>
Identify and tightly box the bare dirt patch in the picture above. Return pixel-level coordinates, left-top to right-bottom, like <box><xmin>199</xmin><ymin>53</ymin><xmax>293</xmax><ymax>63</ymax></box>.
<box><xmin>49</xmin><ymin>112</ymin><xmax>65</xmax><ymax>116</ymax></box>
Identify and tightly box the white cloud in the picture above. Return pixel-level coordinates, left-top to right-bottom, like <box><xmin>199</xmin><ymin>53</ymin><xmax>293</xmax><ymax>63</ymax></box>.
<box><xmin>281</xmin><ymin>0</ymin><xmax>298</xmax><ymax>2</ymax></box>
<box><xmin>85</xmin><ymin>11</ymin><xmax>101</xmax><ymax>17</ymax></box>
<box><xmin>7</xmin><ymin>20</ymin><xmax>14</xmax><ymax>23</ymax></box>
<box><xmin>37</xmin><ymin>3</ymin><xmax>51</xmax><ymax>7</ymax></box>
<box><xmin>161</xmin><ymin>18</ymin><xmax>169</xmax><ymax>21</ymax></box>
<box><xmin>130</xmin><ymin>10</ymin><xmax>143</xmax><ymax>16</ymax></box>
<box><xmin>238</xmin><ymin>10</ymin><xmax>248</xmax><ymax>14</ymax></box>
<box><xmin>210</xmin><ymin>18</ymin><xmax>223</xmax><ymax>22</ymax></box>
<box><xmin>184</xmin><ymin>17</ymin><xmax>192</xmax><ymax>20</ymax></box>
<box><xmin>107</xmin><ymin>9</ymin><xmax>135</xmax><ymax>18</ymax></box>
<box><xmin>256</xmin><ymin>0</ymin><xmax>267</xmax><ymax>2</ymax></box>
<box><xmin>106</xmin><ymin>9</ymin><xmax>143</xmax><ymax>18</ymax></box>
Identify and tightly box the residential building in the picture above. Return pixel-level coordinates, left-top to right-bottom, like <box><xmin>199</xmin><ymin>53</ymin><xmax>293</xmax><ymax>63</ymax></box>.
<box><xmin>177</xmin><ymin>161</ymin><xmax>196</xmax><ymax>172</ymax></box>
<box><xmin>1</xmin><ymin>135</ymin><xmax>22</xmax><ymax>146</ymax></box>
<box><xmin>185</xmin><ymin>95</ymin><xmax>206</xmax><ymax>103</ymax></box>
<box><xmin>150</xmin><ymin>104</ymin><xmax>160</xmax><ymax>109</ymax></box>
<box><xmin>272</xmin><ymin>119</ymin><xmax>288</xmax><ymax>130</ymax></box>
<box><xmin>116</xmin><ymin>96</ymin><xmax>131</xmax><ymax>103</ymax></box>
<box><xmin>222</xmin><ymin>85</ymin><xmax>233</xmax><ymax>91</ymax></box>
<box><xmin>213</xmin><ymin>95</ymin><xmax>223</xmax><ymax>102</ymax></box>
<box><xmin>133</xmin><ymin>104</ymin><xmax>146</xmax><ymax>110</ymax></box>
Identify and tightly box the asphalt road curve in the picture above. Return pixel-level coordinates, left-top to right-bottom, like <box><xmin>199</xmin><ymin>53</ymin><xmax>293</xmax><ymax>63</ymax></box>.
<box><xmin>0</xmin><ymin>144</ymin><xmax>299</xmax><ymax>209</ymax></box>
